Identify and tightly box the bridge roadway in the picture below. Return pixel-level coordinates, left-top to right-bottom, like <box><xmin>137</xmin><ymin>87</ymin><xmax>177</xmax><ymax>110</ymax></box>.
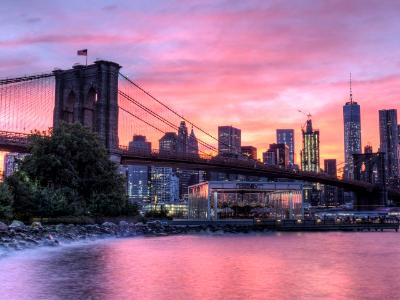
<box><xmin>1</xmin><ymin>130</ymin><xmax>399</xmax><ymax>200</ymax></box>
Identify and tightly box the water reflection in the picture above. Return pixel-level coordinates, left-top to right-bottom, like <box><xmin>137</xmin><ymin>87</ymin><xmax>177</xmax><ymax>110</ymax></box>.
<box><xmin>1</xmin><ymin>233</ymin><xmax>400</xmax><ymax>300</ymax></box>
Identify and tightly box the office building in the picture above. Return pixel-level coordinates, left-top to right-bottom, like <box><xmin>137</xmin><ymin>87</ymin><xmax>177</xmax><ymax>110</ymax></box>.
<box><xmin>159</xmin><ymin>132</ymin><xmax>177</xmax><ymax>155</ymax></box>
<box><xmin>177</xmin><ymin>121</ymin><xmax>188</xmax><ymax>154</ymax></box>
<box><xmin>218</xmin><ymin>126</ymin><xmax>241</xmax><ymax>157</ymax></box>
<box><xmin>125</xmin><ymin>165</ymin><xmax>150</xmax><ymax>202</ymax></box>
<box><xmin>300</xmin><ymin>119</ymin><xmax>320</xmax><ymax>172</ymax></box>
<box><xmin>343</xmin><ymin>77</ymin><xmax>361</xmax><ymax>179</ymax></box>
<box><xmin>263</xmin><ymin>143</ymin><xmax>289</xmax><ymax>168</ymax></box>
<box><xmin>379</xmin><ymin>109</ymin><xmax>399</xmax><ymax>187</ymax></box>
<box><xmin>3</xmin><ymin>153</ymin><xmax>28</xmax><ymax>178</ymax></box>
<box><xmin>241</xmin><ymin>146</ymin><xmax>257</xmax><ymax>160</ymax></box>
<box><xmin>150</xmin><ymin>167</ymin><xmax>179</xmax><ymax>203</ymax></box>
<box><xmin>324</xmin><ymin>159</ymin><xmax>337</xmax><ymax>177</ymax></box>
<box><xmin>188</xmin><ymin>127</ymin><xmax>199</xmax><ymax>156</ymax></box>
<box><xmin>276</xmin><ymin>129</ymin><xmax>295</xmax><ymax>165</ymax></box>
<box><xmin>128</xmin><ymin>135</ymin><xmax>151</xmax><ymax>153</ymax></box>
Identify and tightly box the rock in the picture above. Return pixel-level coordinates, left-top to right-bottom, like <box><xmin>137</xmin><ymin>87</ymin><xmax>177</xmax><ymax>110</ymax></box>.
<box><xmin>31</xmin><ymin>221</ymin><xmax>43</xmax><ymax>229</ymax></box>
<box><xmin>102</xmin><ymin>222</ymin><xmax>116</xmax><ymax>227</ymax></box>
<box><xmin>0</xmin><ymin>222</ymin><xmax>8</xmax><ymax>232</ymax></box>
<box><xmin>9</xmin><ymin>220</ymin><xmax>25</xmax><ymax>229</ymax></box>
<box><xmin>119</xmin><ymin>220</ymin><xmax>129</xmax><ymax>227</ymax></box>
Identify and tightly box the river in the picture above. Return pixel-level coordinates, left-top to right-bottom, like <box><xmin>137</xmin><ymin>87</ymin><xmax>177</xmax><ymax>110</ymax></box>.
<box><xmin>0</xmin><ymin>232</ymin><xmax>399</xmax><ymax>300</ymax></box>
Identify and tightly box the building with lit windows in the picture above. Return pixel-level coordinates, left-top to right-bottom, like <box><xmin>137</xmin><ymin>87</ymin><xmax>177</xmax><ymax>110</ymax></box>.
<box><xmin>276</xmin><ymin>129</ymin><xmax>295</xmax><ymax>165</ymax></box>
<box><xmin>128</xmin><ymin>135</ymin><xmax>151</xmax><ymax>153</ymax></box>
<box><xmin>241</xmin><ymin>146</ymin><xmax>257</xmax><ymax>160</ymax></box>
<box><xmin>150</xmin><ymin>167</ymin><xmax>179</xmax><ymax>203</ymax></box>
<box><xmin>125</xmin><ymin>165</ymin><xmax>150</xmax><ymax>202</ymax></box>
<box><xmin>343</xmin><ymin>78</ymin><xmax>361</xmax><ymax>179</ymax></box>
<box><xmin>300</xmin><ymin>119</ymin><xmax>320</xmax><ymax>172</ymax></box>
<box><xmin>263</xmin><ymin>143</ymin><xmax>289</xmax><ymax>168</ymax></box>
<box><xmin>218</xmin><ymin>126</ymin><xmax>241</xmax><ymax>157</ymax></box>
<box><xmin>379</xmin><ymin>109</ymin><xmax>399</xmax><ymax>188</ymax></box>
<box><xmin>159</xmin><ymin>132</ymin><xmax>177</xmax><ymax>155</ymax></box>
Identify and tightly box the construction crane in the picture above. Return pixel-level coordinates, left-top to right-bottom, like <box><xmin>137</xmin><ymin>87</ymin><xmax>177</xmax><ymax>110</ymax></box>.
<box><xmin>297</xmin><ymin>109</ymin><xmax>312</xmax><ymax>130</ymax></box>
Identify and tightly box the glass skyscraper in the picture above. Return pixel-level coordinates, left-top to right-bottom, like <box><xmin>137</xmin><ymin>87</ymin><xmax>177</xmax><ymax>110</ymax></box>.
<box><xmin>218</xmin><ymin>125</ymin><xmax>241</xmax><ymax>157</ymax></box>
<box><xmin>276</xmin><ymin>129</ymin><xmax>295</xmax><ymax>165</ymax></box>
<box><xmin>379</xmin><ymin>109</ymin><xmax>399</xmax><ymax>187</ymax></box>
<box><xmin>343</xmin><ymin>79</ymin><xmax>361</xmax><ymax>179</ymax></box>
<box><xmin>301</xmin><ymin>119</ymin><xmax>320</xmax><ymax>172</ymax></box>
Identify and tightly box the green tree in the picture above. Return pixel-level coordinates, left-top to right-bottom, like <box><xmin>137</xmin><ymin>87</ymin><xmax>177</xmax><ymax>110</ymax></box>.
<box><xmin>0</xmin><ymin>182</ymin><xmax>13</xmax><ymax>220</ymax></box>
<box><xmin>15</xmin><ymin>122</ymin><xmax>130</xmax><ymax>217</ymax></box>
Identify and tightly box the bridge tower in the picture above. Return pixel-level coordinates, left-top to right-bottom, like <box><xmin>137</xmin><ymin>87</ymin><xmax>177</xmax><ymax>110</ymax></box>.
<box><xmin>53</xmin><ymin>60</ymin><xmax>121</xmax><ymax>160</ymax></box>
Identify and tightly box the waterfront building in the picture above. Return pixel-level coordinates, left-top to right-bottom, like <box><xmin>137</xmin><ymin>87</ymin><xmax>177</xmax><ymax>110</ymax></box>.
<box><xmin>128</xmin><ymin>135</ymin><xmax>151</xmax><ymax>153</ymax></box>
<box><xmin>218</xmin><ymin>126</ymin><xmax>241</xmax><ymax>157</ymax></box>
<box><xmin>150</xmin><ymin>167</ymin><xmax>179</xmax><ymax>203</ymax></box>
<box><xmin>241</xmin><ymin>146</ymin><xmax>257</xmax><ymax>160</ymax></box>
<box><xmin>125</xmin><ymin>165</ymin><xmax>150</xmax><ymax>202</ymax></box>
<box><xmin>324</xmin><ymin>159</ymin><xmax>337</xmax><ymax>177</ymax></box>
<box><xmin>177</xmin><ymin>121</ymin><xmax>188</xmax><ymax>154</ymax></box>
<box><xmin>343</xmin><ymin>76</ymin><xmax>361</xmax><ymax>179</ymax></box>
<box><xmin>3</xmin><ymin>153</ymin><xmax>28</xmax><ymax>178</ymax></box>
<box><xmin>300</xmin><ymin>119</ymin><xmax>320</xmax><ymax>172</ymax></box>
<box><xmin>379</xmin><ymin>109</ymin><xmax>399</xmax><ymax>188</ymax></box>
<box><xmin>263</xmin><ymin>143</ymin><xmax>289</xmax><ymax>168</ymax></box>
<box><xmin>159</xmin><ymin>132</ymin><xmax>177</xmax><ymax>155</ymax></box>
<box><xmin>188</xmin><ymin>127</ymin><xmax>199</xmax><ymax>156</ymax></box>
<box><xmin>276</xmin><ymin>129</ymin><xmax>295</xmax><ymax>165</ymax></box>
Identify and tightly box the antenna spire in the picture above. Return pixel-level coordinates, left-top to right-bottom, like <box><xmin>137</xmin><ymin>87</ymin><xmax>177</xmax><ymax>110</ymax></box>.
<box><xmin>349</xmin><ymin>72</ymin><xmax>353</xmax><ymax>103</ymax></box>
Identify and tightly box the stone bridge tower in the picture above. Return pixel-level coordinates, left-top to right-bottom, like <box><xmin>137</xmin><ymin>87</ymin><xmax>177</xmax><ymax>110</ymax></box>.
<box><xmin>53</xmin><ymin>60</ymin><xmax>121</xmax><ymax>160</ymax></box>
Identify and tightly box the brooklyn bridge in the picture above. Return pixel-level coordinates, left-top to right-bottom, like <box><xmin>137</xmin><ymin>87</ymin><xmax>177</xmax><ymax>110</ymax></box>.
<box><xmin>0</xmin><ymin>60</ymin><xmax>398</xmax><ymax>205</ymax></box>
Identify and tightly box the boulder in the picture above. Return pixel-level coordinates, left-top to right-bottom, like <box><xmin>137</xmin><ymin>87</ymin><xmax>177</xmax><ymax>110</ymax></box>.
<box><xmin>102</xmin><ymin>222</ymin><xmax>116</xmax><ymax>227</ymax></box>
<box><xmin>119</xmin><ymin>220</ymin><xmax>129</xmax><ymax>227</ymax></box>
<box><xmin>31</xmin><ymin>221</ymin><xmax>43</xmax><ymax>229</ymax></box>
<box><xmin>9</xmin><ymin>220</ymin><xmax>25</xmax><ymax>229</ymax></box>
<box><xmin>0</xmin><ymin>221</ymin><xmax>8</xmax><ymax>232</ymax></box>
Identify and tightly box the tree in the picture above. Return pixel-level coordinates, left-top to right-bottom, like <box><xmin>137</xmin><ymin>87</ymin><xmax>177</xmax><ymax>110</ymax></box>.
<box><xmin>14</xmin><ymin>122</ymin><xmax>130</xmax><ymax>217</ymax></box>
<box><xmin>0</xmin><ymin>182</ymin><xmax>13</xmax><ymax>221</ymax></box>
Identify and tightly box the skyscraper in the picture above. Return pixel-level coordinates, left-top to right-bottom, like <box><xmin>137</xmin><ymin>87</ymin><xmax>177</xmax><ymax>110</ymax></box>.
<box><xmin>177</xmin><ymin>121</ymin><xmax>188</xmax><ymax>154</ymax></box>
<box><xmin>276</xmin><ymin>129</ymin><xmax>295</xmax><ymax>165</ymax></box>
<box><xmin>324</xmin><ymin>159</ymin><xmax>337</xmax><ymax>177</ymax></box>
<box><xmin>159</xmin><ymin>132</ymin><xmax>177</xmax><ymax>155</ymax></box>
<box><xmin>125</xmin><ymin>165</ymin><xmax>150</xmax><ymax>202</ymax></box>
<box><xmin>150</xmin><ymin>167</ymin><xmax>179</xmax><ymax>203</ymax></box>
<box><xmin>301</xmin><ymin>119</ymin><xmax>320</xmax><ymax>172</ymax></box>
<box><xmin>343</xmin><ymin>75</ymin><xmax>361</xmax><ymax>179</ymax></box>
<box><xmin>263</xmin><ymin>143</ymin><xmax>289</xmax><ymax>168</ymax></box>
<box><xmin>187</xmin><ymin>127</ymin><xmax>199</xmax><ymax>156</ymax></box>
<box><xmin>379</xmin><ymin>109</ymin><xmax>399</xmax><ymax>187</ymax></box>
<box><xmin>218</xmin><ymin>126</ymin><xmax>241</xmax><ymax>157</ymax></box>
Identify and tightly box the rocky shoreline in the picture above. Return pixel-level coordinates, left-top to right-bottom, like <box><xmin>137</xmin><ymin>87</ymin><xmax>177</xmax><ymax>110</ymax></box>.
<box><xmin>0</xmin><ymin>220</ymin><xmax>256</xmax><ymax>254</ymax></box>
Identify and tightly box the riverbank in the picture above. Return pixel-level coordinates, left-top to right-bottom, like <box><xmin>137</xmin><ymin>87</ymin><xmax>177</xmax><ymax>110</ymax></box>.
<box><xmin>1</xmin><ymin>218</ymin><xmax>399</xmax><ymax>255</ymax></box>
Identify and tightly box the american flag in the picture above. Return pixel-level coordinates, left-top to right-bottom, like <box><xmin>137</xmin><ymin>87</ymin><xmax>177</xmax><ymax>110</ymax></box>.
<box><xmin>77</xmin><ymin>49</ymin><xmax>88</xmax><ymax>56</ymax></box>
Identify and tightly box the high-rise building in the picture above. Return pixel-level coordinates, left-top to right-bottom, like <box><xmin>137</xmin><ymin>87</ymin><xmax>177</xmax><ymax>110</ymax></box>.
<box><xmin>187</xmin><ymin>127</ymin><xmax>199</xmax><ymax>156</ymax></box>
<box><xmin>276</xmin><ymin>129</ymin><xmax>295</xmax><ymax>165</ymax></box>
<box><xmin>241</xmin><ymin>146</ymin><xmax>257</xmax><ymax>160</ymax></box>
<box><xmin>150</xmin><ymin>167</ymin><xmax>179</xmax><ymax>203</ymax></box>
<box><xmin>263</xmin><ymin>143</ymin><xmax>289</xmax><ymax>168</ymax></box>
<box><xmin>300</xmin><ymin>119</ymin><xmax>320</xmax><ymax>172</ymax></box>
<box><xmin>125</xmin><ymin>165</ymin><xmax>150</xmax><ymax>202</ymax></box>
<box><xmin>159</xmin><ymin>132</ymin><xmax>177</xmax><ymax>155</ymax></box>
<box><xmin>343</xmin><ymin>75</ymin><xmax>361</xmax><ymax>179</ymax></box>
<box><xmin>177</xmin><ymin>121</ymin><xmax>188</xmax><ymax>154</ymax></box>
<box><xmin>128</xmin><ymin>135</ymin><xmax>151</xmax><ymax>153</ymax></box>
<box><xmin>218</xmin><ymin>126</ymin><xmax>241</xmax><ymax>157</ymax></box>
<box><xmin>379</xmin><ymin>109</ymin><xmax>399</xmax><ymax>187</ymax></box>
<box><xmin>324</xmin><ymin>159</ymin><xmax>337</xmax><ymax>177</ymax></box>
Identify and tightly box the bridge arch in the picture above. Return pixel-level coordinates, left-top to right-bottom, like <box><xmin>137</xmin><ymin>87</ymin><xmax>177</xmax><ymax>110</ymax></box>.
<box><xmin>83</xmin><ymin>87</ymin><xmax>96</xmax><ymax>129</ymax></box>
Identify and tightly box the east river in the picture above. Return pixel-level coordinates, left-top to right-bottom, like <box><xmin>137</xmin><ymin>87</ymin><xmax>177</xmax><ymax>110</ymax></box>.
<box><xmin>1</xmin><ymin>232</ymin><xmax>400</xmax><ymax>300</ymax></box>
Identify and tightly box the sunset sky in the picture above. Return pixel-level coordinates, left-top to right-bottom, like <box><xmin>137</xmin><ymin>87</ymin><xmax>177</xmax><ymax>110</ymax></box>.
<box><xmin>1</xmin><ymin>0</ymin><xmax>400</xmax><ymax>166</ymax></box>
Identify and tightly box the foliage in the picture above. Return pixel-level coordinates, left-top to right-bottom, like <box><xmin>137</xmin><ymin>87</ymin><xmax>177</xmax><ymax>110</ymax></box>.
<box><xmin>3</xmin><ymin>122</ymin><xmax>134</xmax><ymax>220</ymax></box>
<box><xmin>144</xmin><ymin>206</ymin><xmax>170</xmax><ymax>219</ymax></box>
<box><xmin>0</xmin><ymin>182</ymin><xmax>13</xmax><ymax>221</ymax></box>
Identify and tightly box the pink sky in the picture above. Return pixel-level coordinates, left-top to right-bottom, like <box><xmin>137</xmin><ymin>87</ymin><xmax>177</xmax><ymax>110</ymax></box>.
<box><xmin>0</xmin><ymin>0</ymin><xmax>399</xmax><ymax>166</ymax></box>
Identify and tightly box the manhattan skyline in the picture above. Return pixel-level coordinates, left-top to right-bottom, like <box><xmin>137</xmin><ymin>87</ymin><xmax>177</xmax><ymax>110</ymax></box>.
<box><xmin>1</xmin><ymin>0</ymin><xmax>400</xmax><ymax>163</ymax></box>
